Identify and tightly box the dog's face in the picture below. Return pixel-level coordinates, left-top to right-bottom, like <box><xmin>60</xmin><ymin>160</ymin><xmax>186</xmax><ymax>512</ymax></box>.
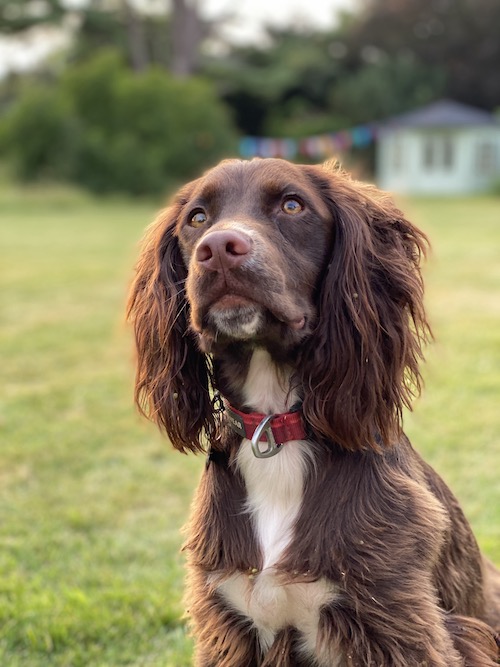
<box><xmin>175</xmin><ymin>159</ymin><xmax>335</xmax><ymax>353</ymax></box>
<box><xmin>128</xmin><ymin>158</ymin><xmax>430</xmax><ymax>452</ymax></box>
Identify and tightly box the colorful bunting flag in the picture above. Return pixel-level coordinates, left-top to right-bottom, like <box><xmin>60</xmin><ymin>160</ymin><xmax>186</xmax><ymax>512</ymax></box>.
<box><xmin>238</xmin><ymin>124</ymin><xmax>376</xmax><ymax>159</ymax></box>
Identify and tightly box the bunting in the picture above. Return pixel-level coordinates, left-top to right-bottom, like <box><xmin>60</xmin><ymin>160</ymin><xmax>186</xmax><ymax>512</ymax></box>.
<box><xmin>239</xmin><ymin>124</ymin><xmax>377</xmax><ymax>160</ymax></box>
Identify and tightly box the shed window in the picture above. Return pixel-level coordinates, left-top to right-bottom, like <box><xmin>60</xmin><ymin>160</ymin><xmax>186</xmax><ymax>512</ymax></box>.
<box><xmin>423</xmin><ymin>138</ymin><xmax>435</xmax><ymax>168</ymax></box>
<box><xmin>392</xmin><ymin>135</ymin><xmax>403</xmax><ymax>170</ymax></box>
<box><xmin>476</xmin><ymin>142</ymin><xmax>497</xmax><ymax>174</ymax></box>
<box><xmin>442</xmin><ymin>136</ymin><xmax>454</xmax><ymax>168</ymax></box>
<box><xmin>422</xmin><ymin>135</ymin><xmax>454</xmax><ymax>170</ymax></box>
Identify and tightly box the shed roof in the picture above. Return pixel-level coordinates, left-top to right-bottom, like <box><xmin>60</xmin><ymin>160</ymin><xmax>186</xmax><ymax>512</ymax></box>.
<box><xmin>385</xmin><ymin>99</ymin><xmax>498</xmax><ymax>129</ymax></box>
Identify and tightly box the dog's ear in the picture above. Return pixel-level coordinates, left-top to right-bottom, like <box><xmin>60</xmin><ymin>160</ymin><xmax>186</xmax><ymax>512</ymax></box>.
<box><xmin>127</xmin><ymin>190</ymin><xmax>215</xmax><ymax>453</ymax></box>
<box><xmin>300</xmin><ymin>163</ymin><xmax>431</xmax><ymax>451</ymax></box>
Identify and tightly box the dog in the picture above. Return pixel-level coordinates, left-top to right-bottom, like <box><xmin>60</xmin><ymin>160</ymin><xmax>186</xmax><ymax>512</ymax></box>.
<box><xmin>128</xmin><ymin>158</ymin><xmax>500</xmax><ymax>666</ymax></box>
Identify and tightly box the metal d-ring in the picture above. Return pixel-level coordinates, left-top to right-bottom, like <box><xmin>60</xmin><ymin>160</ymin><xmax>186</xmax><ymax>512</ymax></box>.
<box><xmin>251</xmin><ymin>415</ymin><xmax>283</xmax><ymax>459</ymax></box>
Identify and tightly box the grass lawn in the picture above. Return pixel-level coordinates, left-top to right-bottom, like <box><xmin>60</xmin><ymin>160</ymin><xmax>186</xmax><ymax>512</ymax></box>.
<box><xmin>1</xmin><ymin>182</ymin><xmax>499</xmax><ymax>666</ymax></box>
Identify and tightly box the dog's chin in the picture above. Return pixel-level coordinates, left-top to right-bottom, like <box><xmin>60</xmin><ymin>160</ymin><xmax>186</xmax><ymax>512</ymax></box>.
<box><xmin>192</xmin><ymin>293</ymin><xmax>311</xmax><ymax>353</ymax></box>
<box><xmin>207</xmin><ymin>299</ymin><xmax>264</xmax><ymax>341</ymax></box>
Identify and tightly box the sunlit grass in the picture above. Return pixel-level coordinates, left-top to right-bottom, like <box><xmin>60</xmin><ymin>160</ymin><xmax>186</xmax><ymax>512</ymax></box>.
<box><xmin>1</xmin><ymin>184</ymin><xmax>499</xmax><ymax>665</ymax></box>
<box><xmin>1</xmin><ymin>185</ymin><xmax>199</xmax><ymax>666</ymax></box>
<box><xmin>403</xmin><ymin>196</ymin><xmax>500</xmax><ymax>558</ymax></box>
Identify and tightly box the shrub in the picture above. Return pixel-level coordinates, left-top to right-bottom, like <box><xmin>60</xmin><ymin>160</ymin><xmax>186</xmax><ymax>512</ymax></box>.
<box><xmin>0</xmin><ymin>51</ymin><xmax>237</xmax><ymax>194</ymax></box>
<box><xmin>0</xmin><ymin>86</ymin><xmax>81</xmax><ymax>182</ymax></box>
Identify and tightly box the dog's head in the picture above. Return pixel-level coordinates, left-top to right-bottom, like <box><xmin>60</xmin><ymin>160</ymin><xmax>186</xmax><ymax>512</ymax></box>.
<box><xmin>180</xmin><ymin>159</ymin><xmax>334</xmax><ymax>353</ymax></box>
<box><xmin>128</xmin><ymin>158</ymin><xmax>430</xmax><ymax>453</ymax></box>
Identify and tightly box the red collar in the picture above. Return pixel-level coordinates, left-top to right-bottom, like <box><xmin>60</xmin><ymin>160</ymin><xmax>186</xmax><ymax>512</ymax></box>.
<box><xmin>225</xmin><ymin>402</ymin><xmax>307</xmax><ymax>444</ymax></box>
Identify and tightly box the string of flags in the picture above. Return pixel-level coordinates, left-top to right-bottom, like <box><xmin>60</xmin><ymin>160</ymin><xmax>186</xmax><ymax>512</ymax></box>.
<box><xmin>239</xmin><ymin>124</ymin><xmax>377</xmax><ymax>160</ymax></box>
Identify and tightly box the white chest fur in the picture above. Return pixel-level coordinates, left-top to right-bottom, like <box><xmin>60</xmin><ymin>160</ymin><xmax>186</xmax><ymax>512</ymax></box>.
<box><xmin>238</xmin><ymin>349</ymin><xmax>308</xmax><ymax>570</ymax></box>
<box><xmin>214</xmin><ymin>349</ymin><xmax>337</xmax><ymax>660</ymax></box>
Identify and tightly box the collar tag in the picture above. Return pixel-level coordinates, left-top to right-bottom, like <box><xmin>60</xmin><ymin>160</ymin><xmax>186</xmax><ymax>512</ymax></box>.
<box><xmin>225</xmin><ymin>407</ymin><xmax>247</xmax><ymax>438</ymax></box>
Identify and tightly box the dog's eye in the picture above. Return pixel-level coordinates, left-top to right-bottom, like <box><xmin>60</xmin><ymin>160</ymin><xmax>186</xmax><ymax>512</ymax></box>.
<box><xmin>189</xmin><ymin>210</ymin><xmax>208</xmax><ymax>227</ymax></box>
<box><xmin>281</xmin><ymin>198</ymin><xmax>303</xmax><ymax>215</ymax></box>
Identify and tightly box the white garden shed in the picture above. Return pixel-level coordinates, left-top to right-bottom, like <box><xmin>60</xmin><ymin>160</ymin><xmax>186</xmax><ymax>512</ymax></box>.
<box><xmin>376</xmin><ymin>99</ymin><xmax>500</xmax><ymax>195</ymax></box>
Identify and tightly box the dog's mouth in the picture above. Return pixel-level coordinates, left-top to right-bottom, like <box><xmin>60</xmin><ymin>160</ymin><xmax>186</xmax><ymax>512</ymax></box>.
<box><xmin>207</xmin><ymin>298</ymin><xmax>263</xmax><ymax>340</ymax></box>
<box><xmin>196</xmin><ymin>291</ymin><xmax>307</xmax><ymax>342</ymax></box>
<box><xmin>211</xmin><ymin>293</ymin><xmax>256</xmax><ymax>312</ymax></box>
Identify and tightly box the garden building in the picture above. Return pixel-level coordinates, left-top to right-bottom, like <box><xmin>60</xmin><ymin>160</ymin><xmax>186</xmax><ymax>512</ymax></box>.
<box><xmin>376</xmin><ymin>99</ymin><xmax>500</xmax><ymax>195</ymax></box>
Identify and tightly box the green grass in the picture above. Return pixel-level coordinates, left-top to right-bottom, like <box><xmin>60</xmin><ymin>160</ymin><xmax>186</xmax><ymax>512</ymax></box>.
<box><xmin>1</xmin><ymin>183</ymin><xmax>499</xmax><ymax>665</ymax></box>
<box><xmin>403</xmin><ymin>196</ymin><xmax>500</xmax><ymax>555</ymax></box>
<box><xmin>1</xmin><ymin>184</ymin><xmax>200</xmax><ymax>666</ymax></box>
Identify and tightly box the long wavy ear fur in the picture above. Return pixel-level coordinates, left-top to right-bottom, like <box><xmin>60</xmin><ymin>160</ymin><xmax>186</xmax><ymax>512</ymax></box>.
<box><xmin>445</xmin><ymin>615</ymin><xmax>500</xmax><ymax>665</ymax></box>
<box><xmin>127</xmin><ymin>195</ymin><xmax>215</xmax><ymax>453</ymax></box>
<box><xmin>300</xmin><ymin>163</ymin><xmax>431</xmax><ymax>451</ymax></box>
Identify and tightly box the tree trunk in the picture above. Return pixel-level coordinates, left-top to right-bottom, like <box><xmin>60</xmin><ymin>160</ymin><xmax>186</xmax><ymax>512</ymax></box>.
<box><xmin>122</xmin><ymin>0</ymin><xmax>148</xmax><ymax>72</ymax></box>
<box><xmin>170</xmin><ymin>0</ymin><xmax>207</xmax><ymax>77</ymax></box>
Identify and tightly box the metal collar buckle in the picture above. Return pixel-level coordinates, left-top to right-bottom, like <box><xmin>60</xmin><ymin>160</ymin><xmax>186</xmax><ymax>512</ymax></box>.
<box><xmin>251</xmin><ymin>414</ymin><xmax>282</xmax><ymax>459</ymax></box>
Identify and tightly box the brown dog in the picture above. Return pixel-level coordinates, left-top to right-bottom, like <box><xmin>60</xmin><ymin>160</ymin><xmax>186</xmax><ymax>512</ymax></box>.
<box><xmin>128</xmin><ymin>159</ymin><xmax>500</xmax><ymax>666</ymax></box>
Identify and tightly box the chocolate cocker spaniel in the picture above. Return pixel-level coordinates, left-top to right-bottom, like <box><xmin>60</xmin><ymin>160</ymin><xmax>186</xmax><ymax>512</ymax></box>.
<box><xmin>128</xmin><ymin>158</ymin><xmax>500</xmax><ymax>666</ymax></box>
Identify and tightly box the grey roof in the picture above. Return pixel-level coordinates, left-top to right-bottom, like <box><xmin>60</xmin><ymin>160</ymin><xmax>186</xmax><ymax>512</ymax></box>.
<box><xmin>385</xmin><ymin>99</ymin><xmax>498</xmax><ymax>128</ymax></box>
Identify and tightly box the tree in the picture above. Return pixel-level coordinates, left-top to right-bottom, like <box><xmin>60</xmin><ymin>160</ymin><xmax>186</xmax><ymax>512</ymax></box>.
<box><xmin>0</xmin><ymin>0</ymin><xmax>218</xmax><ymax>78</ymax></box>
<box><xmin>348</xmin><ymin>0</ymin><xmax>500</xmax><ymax>110</ymax></box>
<box><xmin>170</xmin><ymin>0</ymin><xmax>210</xmax><ymax>77</ymax></box>
<box><xmin>330</xmin><ymin>54</ymin><xmax>446</xmax><ymax>126</ymax></box>
<box><xmin>204</xmin><ymin>26</ymin><xmax>350</xmax><ymax>136</ymax></box>
<box><xmin>0</xmin><ymin>0</ymin><xmax>146</xmax><ymax>72</ymax></box>
<box><xmin>0</xmin><ymin>0</ymin><xmax>66</xmax><ymax>33</ymax></box>
<box><xmin>70</xmin><ymin>0</ymin><xmax>154</xmax><ymax>72</ymax></box>
<box><xmin>0</xmin><ymin>50</ymin><xmax>237</xmax><ymax>194</ymax></box>
<box><xmin>122</xmin><ymin>0</ymin><xmax>148</xmax><ymax>72</ymax></box>
<box><xmin>203</xmin><ymin>0</ymin><xmax>500</xmax><ymax>139</ymax></box>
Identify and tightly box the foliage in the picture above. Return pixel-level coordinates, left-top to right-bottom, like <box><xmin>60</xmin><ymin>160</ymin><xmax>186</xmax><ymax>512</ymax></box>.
<box><xmin>0</xmin><ymin>0</ymin><xmax>66</xmax><ymax>34</ymax></box>
<box><xmin>1</xmin><ymin>185</ymin><xmax>499</xmax><ymax>664</ymax></box>
<box><xmin>204</xmin><ymin>28</ymin><xmax>348</xmax><ymax>136</ymax></box>
<box><xmin>0</xmin><ymin>86</ymin><xmax>79</xmax><ymax>181</ymax></box>
<box><xmin>0</xmin><ymin>51</ymin><xmax>236</xmax><ymax>194</ymax></box>
<box><xmin>329</xmin><ymin>54</ymin><xmax>446</xmax><ymax>126</ymax></box>
<box><xmin>202</xmin><ymin>23</ymin><xmax>447</xmax><ymax>136</ymax></box>
<box><xmin>1</xmin><ymin>0</ymin><xmax>500</xmax><ymax>185</ymax></box>
<box><xmin>69</xmin><ymin>4</ymin><xmax>172</xmax><ymax>72</ymax></box>
<box><xmin>202</xmin><ymin>0</ymin><xmax>500</xmax><ymax>136</ymax></box>
<box><xmin>71</xmin><ymin>4</ymin><xmax>132</xmax><ymax>66</ymax></box>
<box><xmin>0</xmin><ymin>0</ymin><xmax>215</xmax><ymax>76</ymax></box>
<box><xmin>349</xmin><ymin>0</ymin><xmax>500</xmax><ymax>111</ymax></box>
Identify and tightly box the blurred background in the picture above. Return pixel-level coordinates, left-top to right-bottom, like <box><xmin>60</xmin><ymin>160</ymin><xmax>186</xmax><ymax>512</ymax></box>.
<box><xmin>1</xmin><ymin>1</ymin><xmax>499</xmax><ymax>665</ymax></box>
<box><xmin>1</xmin><ymin>0</ymin><xmax>500</xmax><ymax>193</ymax></box>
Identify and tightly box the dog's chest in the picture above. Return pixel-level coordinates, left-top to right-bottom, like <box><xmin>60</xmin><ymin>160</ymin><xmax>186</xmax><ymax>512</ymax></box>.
<box><xmin>222</xmin><ymin>441</ymin><xmax>336</xmax><ymax>654</ymax></box>
<box><xmin>237</xmin><ymin>349</ymin><xmax>308</xmax><ymax>570</ymax></box>
<box><xmin>214</xmin><ymin>350</ymin><xmax>337</xmax><ymax>658</ymax></box>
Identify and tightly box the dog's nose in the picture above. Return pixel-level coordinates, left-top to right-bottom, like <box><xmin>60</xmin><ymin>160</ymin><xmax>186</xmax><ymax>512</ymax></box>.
<box><xmin>196</xmin><ymin>230</ymin><xmax>252</xmax><ymax>271</ymax></box>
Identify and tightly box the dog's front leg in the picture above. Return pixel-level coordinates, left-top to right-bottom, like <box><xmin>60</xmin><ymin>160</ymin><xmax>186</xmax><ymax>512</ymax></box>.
<box><xmin>316</xmin><ymin>590</ymin><xmax>466</xmax><ymax>667</ymax></box>
<box><xmin>192</xmin><ymin>615</ymin><xmax>303</xmax><ymax>667</ymax></box>
<box><xmin>186</xmin><ymin>567</ymin><xmax>260</xmax><ymax>667</ymax></box>
<box><xmin>189</xmin><ymin>596</ymin><xmax>260</xmax><ymax>667</ymax></box>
